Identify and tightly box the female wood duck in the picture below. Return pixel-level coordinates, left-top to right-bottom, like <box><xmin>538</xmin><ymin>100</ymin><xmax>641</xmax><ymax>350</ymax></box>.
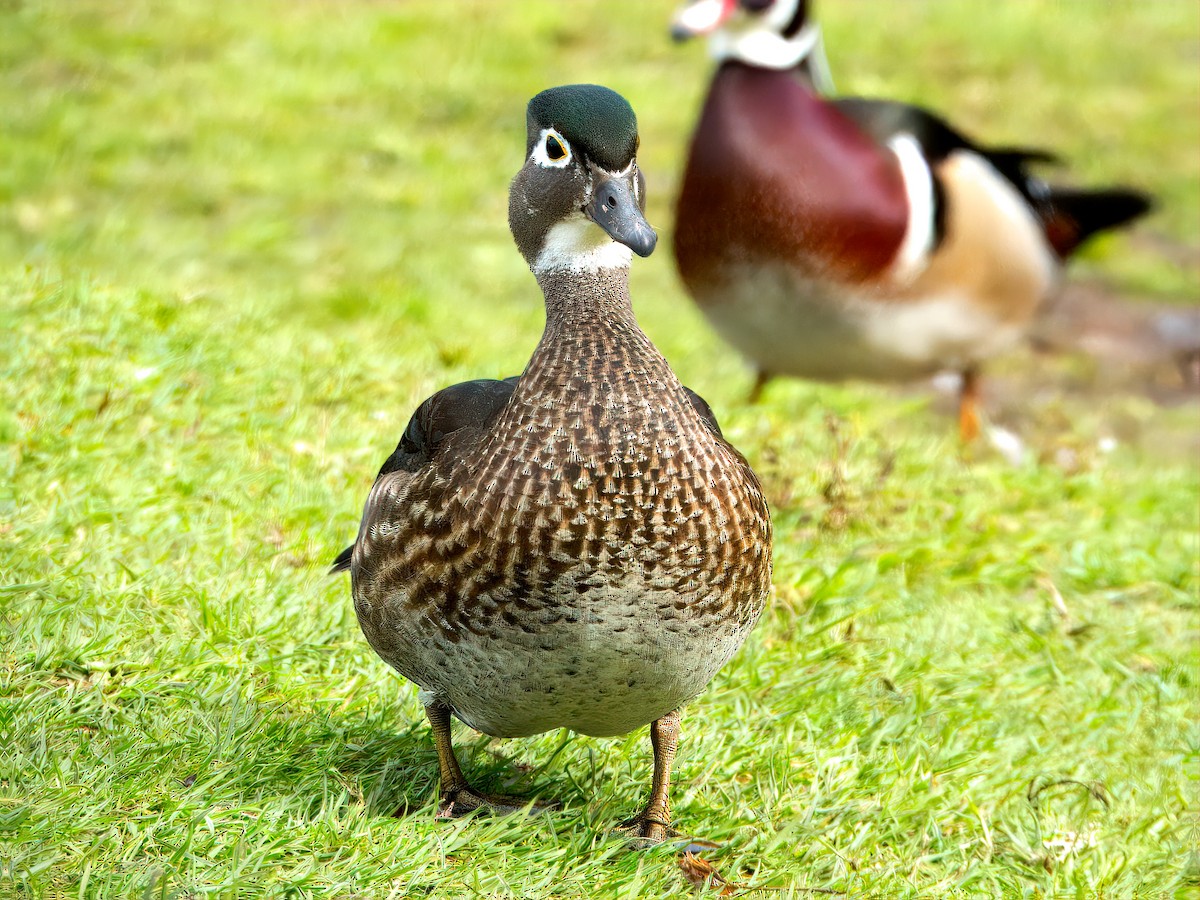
<box><xmin>671</xmin><ymin>0</ymin><xmax>1152</xmax><ymax>439</ymax></box>
<box><xmin>333</xmin><ymin>85</ymin><xmax>773</xmax><ymax>846</ymax></box>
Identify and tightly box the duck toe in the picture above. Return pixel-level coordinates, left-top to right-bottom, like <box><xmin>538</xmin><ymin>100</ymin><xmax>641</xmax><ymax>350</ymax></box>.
<box><xmin>436</xmin><ymin>786</ymin><xmax>560</xmax><ymax>820</ymax></box>
<box><xmin>614</xmin><ymin>812</ymin><xmax>679</xmax><ymax>849</ymax></box>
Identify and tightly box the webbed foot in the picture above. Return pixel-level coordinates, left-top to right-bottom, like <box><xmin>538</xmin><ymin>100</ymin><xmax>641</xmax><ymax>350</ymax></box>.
<box><xmin>437</xmin><ymin>786</ymin><xmax>559</xmax><ymax>819</ymax></box>
<box><xmin>423</xmin><ymin>697</ymin><xmax>559</xmax><ymax>822</ymax></box>
<box><xmin>614</xmin><ymin>811</ymin><xmax>679</xmax><ymax>848</ymax></box>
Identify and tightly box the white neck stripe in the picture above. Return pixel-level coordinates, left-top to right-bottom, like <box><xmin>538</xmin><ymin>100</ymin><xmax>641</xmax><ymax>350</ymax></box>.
<box><xmin>711</xmin><ymin>22</ymin><xmax>824</xmax><ymax>72</ymax></box>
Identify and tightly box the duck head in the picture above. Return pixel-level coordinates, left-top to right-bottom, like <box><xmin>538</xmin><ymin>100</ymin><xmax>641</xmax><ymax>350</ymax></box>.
<box><xmin>509</xmin><ymin>84</ymin><xmax>657</xmax><ymax>274</ymax></box>
<box><xmin>671</xmin><ymin>0</ymin><xmax>807</xmax><ymax>39</ymax></box>
<box><xmin>671</xmin><ymin>0</ymin><xmax>829</xmax><ymax>80</ymax></box>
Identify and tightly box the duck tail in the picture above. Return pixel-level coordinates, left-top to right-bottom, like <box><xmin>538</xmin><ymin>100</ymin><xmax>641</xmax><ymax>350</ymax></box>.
<box><xmin>330</xmin><ymin>544</ymin><xmax>354</xmax><ymax>574</ymax></box>
<box><xmin>1039</xmin><ymin>186</ymin><xmax>1153</xmax><ymax>259</ymax></box>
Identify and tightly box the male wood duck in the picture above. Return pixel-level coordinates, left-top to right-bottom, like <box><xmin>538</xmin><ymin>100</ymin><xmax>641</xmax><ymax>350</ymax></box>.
<box><xmin>333</xmin><ymin>85</ymin><xmax>773</xmax><ymax>846</ymax></box>
<box><xmin>671</xmin><ymin>0</ymin><xmax>1152</xmax><ymax>439</ymax></box>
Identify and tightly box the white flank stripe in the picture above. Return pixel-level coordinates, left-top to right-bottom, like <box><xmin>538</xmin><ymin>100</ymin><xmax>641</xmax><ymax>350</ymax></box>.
<box><xmin>887</xmin><ymin>133</ymin><xmax>935</xmax><ymax>283</ymax></box>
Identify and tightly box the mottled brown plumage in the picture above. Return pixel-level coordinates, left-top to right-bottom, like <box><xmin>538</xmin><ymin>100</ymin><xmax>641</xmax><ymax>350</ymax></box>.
<box><xmin>341</xmin><ymin>84</ymin><xmax>772</xmax><ymax>844</ymax></box>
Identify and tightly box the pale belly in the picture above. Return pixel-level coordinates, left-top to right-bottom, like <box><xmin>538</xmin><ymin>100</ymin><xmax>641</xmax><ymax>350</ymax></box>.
<box><xmin>698</xmin><ymin>267</ymin><xmax>1031</xmax><ymax>382</ymax></box>
<box><xmin>358</xmin><ymin>572</ymin><xmax>758</xmax><ymax>739</ymax></box>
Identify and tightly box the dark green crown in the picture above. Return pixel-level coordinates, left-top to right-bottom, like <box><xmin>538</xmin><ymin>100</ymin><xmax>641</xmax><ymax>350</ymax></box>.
<box><xmin>526</xmin><ymin>84</ymin><xmax>639</xmax><ymax>172</ymax></box>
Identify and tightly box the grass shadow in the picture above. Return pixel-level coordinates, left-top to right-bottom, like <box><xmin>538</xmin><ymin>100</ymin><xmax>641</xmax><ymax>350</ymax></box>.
<box><xmin>228</xmin><ymin>703</ymin><xmax>581</xmax><ymax>821</ymax></box>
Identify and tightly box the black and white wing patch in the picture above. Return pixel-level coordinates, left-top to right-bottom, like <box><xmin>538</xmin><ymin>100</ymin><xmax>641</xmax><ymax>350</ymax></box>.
<box><xmin>833</xmin><ymin>96</ymin><xmax>1152</xmax><ymax>260</ymax></box>
<box><xmin>833</xmin><ymin>96</ymin><xmax>1054</xmax><ymax>196</ymax></box>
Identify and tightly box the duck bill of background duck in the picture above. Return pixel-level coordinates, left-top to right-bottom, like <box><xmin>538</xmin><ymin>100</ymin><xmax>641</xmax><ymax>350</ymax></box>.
<box><xmin>585</xmin><ymin>172</ymin><xmax>657</xmax><ymax>258</ymax></box>
<box><xmin>670</xmin><ymin>0</ymin><xmax>737</xmax><ymax>40</ymax></box>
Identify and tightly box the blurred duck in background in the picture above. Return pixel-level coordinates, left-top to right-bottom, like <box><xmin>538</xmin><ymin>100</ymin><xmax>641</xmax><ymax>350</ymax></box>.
<box><xmin>670</xmin><ymin>0</ymin><xmax>1153</xmax><ymax>440</ymax></box>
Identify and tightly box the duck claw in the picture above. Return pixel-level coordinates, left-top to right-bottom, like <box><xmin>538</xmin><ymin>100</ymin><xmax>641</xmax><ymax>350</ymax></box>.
<box><xmin>614</xmin><ymin>812</ymin><xmax>679</xmax><ymax>849</ymax></box>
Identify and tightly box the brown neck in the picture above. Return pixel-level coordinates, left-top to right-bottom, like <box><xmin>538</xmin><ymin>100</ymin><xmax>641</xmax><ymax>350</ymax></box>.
<box><xmin>519</xmin><ymin>263</ymin><xmax>680</xmax><ymax>407</ymax></box>
<box><xmin>534</xmin><ymin>266</ymin><xmax>637</xmax><ymax>333</ymax></box>
<box><xmin>470</xmin><ymin>264</ymin><xmax>695</xmax><ymax>476</ymax></box>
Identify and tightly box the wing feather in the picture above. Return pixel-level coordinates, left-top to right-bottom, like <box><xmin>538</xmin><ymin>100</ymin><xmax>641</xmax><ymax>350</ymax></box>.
<box><xmin>330</xmin><ymin>376</ymin><xmax>519</xmax><ymax>573</ymax></box>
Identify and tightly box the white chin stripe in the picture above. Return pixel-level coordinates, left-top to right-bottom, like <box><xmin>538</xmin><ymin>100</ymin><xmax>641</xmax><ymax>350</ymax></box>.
<box><xmin>887</xmin><ymin>133</ymin><xmax>936</xmax><ymax>283</ymax></box>
<box><xmin>534</xmin><ymin>216</ymin><xmax>632</xmax><ymax>274</ymax></box>
<box><xmin>711</xmin><ymin>20</ymin><xmax>824</xmax><ymax>71</ymax></box>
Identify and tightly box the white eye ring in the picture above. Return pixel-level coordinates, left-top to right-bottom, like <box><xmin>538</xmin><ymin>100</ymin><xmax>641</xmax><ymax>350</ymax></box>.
<box><xmin>532</xmin><ymin>128</ymin><xmax>572</xmax><ymax>168</ymax></box>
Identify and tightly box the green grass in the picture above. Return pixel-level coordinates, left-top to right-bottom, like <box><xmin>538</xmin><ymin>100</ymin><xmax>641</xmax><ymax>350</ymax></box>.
<box><xmin>2</xmin><ymin>1</ymin><xmax>1198</xmax><ymax>897</ymax></box>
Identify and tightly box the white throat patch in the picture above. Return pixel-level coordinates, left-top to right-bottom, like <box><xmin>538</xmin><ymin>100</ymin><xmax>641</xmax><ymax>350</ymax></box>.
<box><xmin>711</xmin><ymin>20</ymin><xmax>827</xmax><ymax>77</ymax></box>
<box><xmin>533</xmin><ymin>214</ymin><xmax>632</xmax><ymax>274</ymax></box>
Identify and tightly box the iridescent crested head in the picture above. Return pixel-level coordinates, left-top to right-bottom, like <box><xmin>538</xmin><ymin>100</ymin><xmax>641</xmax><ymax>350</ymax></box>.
<box><xmin>509</xmin><ymin>85</ymin><xmax>656</xmax><ymax>274</ymax></box>
<box><xmin>525</xmin><ymin>84</ymin><xmax>640</xmax><ymax>173</ymax></box>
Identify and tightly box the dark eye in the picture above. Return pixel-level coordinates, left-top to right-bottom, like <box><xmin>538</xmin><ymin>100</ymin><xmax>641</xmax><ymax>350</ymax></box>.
<box><xmin>546</xmin><ymin>135</ymin><xmax>566</xmax><ymax>161</ymax></box>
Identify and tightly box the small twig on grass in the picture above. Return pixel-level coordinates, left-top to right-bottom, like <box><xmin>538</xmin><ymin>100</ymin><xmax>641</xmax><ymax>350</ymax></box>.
<box><xmin>1026</xmin><ymin>776</ymin><xmax>1111</xmax><ymax>811</ymax></box>
<box><xmin>1039</xmin><ymin>576</ymin><xmax>1070</xmax><ymax>621</ymax></box>
<box><xmin>820</xmin><ymin>414</ymin><xmax>851</xmax><ymax>531</ymax></box>
<box><xmin>1039</xmin><ymin>576</ymin><xmax>1100</xmax><ymax>639</ymax></box>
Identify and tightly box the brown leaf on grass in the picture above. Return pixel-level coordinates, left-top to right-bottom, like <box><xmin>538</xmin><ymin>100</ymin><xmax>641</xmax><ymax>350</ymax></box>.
<box><xmin>678</xmin><ymin>852</ymin><xmax>738</xmax><ymax>896</ymax></box>
<box><xmin>264</xmin><ymin>523</ymin><xmax>286</xmax><ymax>549</ymax></box>
<box><xmin>678</xmin><ymin>855</ymin><xmax>835</xmax><ymax>898</ymax></box>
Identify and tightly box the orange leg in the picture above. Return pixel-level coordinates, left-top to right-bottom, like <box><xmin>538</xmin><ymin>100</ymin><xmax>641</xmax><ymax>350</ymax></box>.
<box><xmin>747</xmin><ymin>370</ymin><xmax>773</xmax><ymax>404</ymax></box>
<box><xmin>958</xmin><ymin>368</ymin><xmax>982</xmax><ymax>443</ymax></box>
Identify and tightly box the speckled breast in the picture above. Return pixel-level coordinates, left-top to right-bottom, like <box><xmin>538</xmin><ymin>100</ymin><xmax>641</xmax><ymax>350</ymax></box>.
<box><xmin>353</xmin><ymin>314</ymin><xmax>772</xmax><ymax>739</ymax></box>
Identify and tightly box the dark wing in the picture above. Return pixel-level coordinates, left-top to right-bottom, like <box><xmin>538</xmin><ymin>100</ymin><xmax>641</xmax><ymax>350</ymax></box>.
<box><xmin>683</xmin><ymin>386</ymin><xmax>722</xmax><ymax>439</ymax></box>
<box><xmin>330</xmin><ymin>544</ymin><xmax>354</xmax><ymax>573</ymax></box>
<box><xmin>373</xmin><ymin>376</ymin><xmax>520</xmax><ymax>479</ymax></box>
<box><xmin>833</xmin><ymin>98</ymin><xmax>981</xmax><ymax>158</ymax></box>
<box><xmin>833</xmin><ymin>97</ymin><xmax>1152</xmax><ymax>260</ymax></box>
<box><xmin>832</xmin><ymin>97</ymin><xmax>1053</xmax><ymax>202</ymax></box>
<box><xmin>1036</xmin><ymin>186</ymin><xmax>1152</xmax><ymax>259</ymax></box>
<box><xmin>330</xmin><ymin>376</ymin><xmax>519</xmax><ymax>573</ymax></box>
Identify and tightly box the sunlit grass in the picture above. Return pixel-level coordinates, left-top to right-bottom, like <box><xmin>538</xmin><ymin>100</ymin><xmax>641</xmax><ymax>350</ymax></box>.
<box><xmin>2</xmin><ymin>1</ymin><xmax>1197</xmax><ymax>897</ymax></box>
